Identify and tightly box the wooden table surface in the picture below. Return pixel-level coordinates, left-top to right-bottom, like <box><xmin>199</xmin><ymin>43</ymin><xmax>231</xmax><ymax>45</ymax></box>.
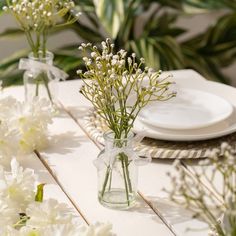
<box><xmin>2</xmin><ymin>69</ymin><xmax>233</xmax><ymax>236</ymax></box>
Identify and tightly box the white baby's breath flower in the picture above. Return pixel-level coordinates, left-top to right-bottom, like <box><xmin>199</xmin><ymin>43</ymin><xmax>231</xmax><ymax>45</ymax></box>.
<box><xmin>2</xmin><ymin>6</ymin><xmax>8</xmax><ymax>11</ymax></box>
<box><xmin>127</xmin><ymin>57</ymin><xmax>132</xmax><ymax>65</ymax></box>
<box><xmin>26</xmin><ymin>199</ymin><xmax>73</xmax><ymax>227</ymax></box>
<box><xmin>91</xmin><ymin>52</ymin><xmax>97</xmax><ymax>58</ymax></box>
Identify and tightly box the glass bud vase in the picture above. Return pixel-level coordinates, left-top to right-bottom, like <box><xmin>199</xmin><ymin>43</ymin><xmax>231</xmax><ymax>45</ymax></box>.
<box><xmin>23</xmin><ymin>51</ymin><xmax>58</xmax><ymax>103</ymax></box>
<box><xmin>94</xmin><ymin>131</ymin><xmax>139</xmax><ymax>209</ymax></box>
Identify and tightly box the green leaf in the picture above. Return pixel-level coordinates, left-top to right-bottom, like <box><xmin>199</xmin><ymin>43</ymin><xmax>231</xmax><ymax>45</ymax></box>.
<box><xmin>0</xmin><ymin>1</ymin><xmax>6</xmax><ymax>15</ymax></box>
<box><xmin>93</xmin><ymin>0</ymin><xmax>125</xmax><ymax>38</ymax></box>
<box><xmin>182</xmin><ymin>0</ymin><xmax>234</xmax><ymax>12</ymax></box>
<box><xmin>35</xmin><ymin>183</ymin><xmax>45</xmax><ymax>202</ymax></box>
<box><xmin>1</xmin><ymin>71</ymin><xmax>24</xmax><ymax>87</ymax></box>
<box><xmin>129</xmin><ymin>36</ymin><xmax>184</xmax><ymax>70</ymax></box>
<box><xmin>155</xmin><ymin>0</ymin><xmax>183</xmax><ymax>9</ymax></box>
<box><xmin>0</xmin><ymin>28</ymin><xmax>24</xmax><ymax>38</ymax></box>
<box><xmin>0</xmin><ymin>50</ymin><xmax>28</xmax><ymax>70</ymax></box>
<box><xmin>68</xmin><ymin>23</ymin><xmax>102</xmax><ymax>42</ymax></box>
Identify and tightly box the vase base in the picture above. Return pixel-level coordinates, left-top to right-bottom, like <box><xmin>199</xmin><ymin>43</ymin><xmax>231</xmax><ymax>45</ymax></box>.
<box><xmin>99</xmin><ymin>188</ymin><xmax>136</xmax><ymax>209</ymax></box>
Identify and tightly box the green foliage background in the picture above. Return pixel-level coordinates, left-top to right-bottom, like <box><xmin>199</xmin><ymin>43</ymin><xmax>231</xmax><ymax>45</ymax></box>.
<box><xmin>1</xmin><ymin>0</ymin><xmax>236</xmax><ymax>86</ymax></box>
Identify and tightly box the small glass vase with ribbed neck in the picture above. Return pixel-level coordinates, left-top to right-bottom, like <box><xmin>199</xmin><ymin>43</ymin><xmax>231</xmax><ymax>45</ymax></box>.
<box><xmin>95</xmin><ymin>131</ymin><xmax>138</xmax><ymax>209</ymax></box>
<box><xmin>23</xmin><ymin>51</ymin><xmax>58</xmax><ymax>103</ymax></box>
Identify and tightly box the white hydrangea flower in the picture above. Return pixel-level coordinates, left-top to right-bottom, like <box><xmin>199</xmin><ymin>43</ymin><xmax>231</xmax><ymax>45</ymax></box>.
<box><xmin>18</xmin><ymin>128</ymin><xmax>49</xmax><ymax>154</ymax></box>
<box><xmin>15</xmin><ymin>98</ymin><xmax>53</xmax><ymax>154</ymax></box>
<box><xmin>19</xmin><ymin>226</ymin><xmax>42</xmax><ymax>236</ymax></box>
<box><xmin>0</xmin><ymin>160</ymin><xmax>116</xmax><ymax>236</ymax></box>
<box><xmin>0</xmin><ymin>96</ymin><xmax>54</xmax><ymax>157</ymax></box>
<box><xmin>0</xmin><ymin>96</ymin><xmax>54</xmax><ymax>155</ymax></box>
<box><xmin>18</xmin><ymin>223</ymin><xmax>115</xmax><ymax>236</ymax></box>
<box><xmin>26</xmin><ymin>199</ymin><xmax>73</xmax><ymax>228</ymax></box>
<box><xmin>11</xmin><ymin>97</ymin><xmax>53</xmax><ymax>131</ymax></box>
<box><xmin>0</xmin><ymin>226</ymin><xmax>19</xmax><ymax>236</ymax></box>
<box><xmin>0</xmin><ymin>122</ymin><xmax>19</xmax><ymax>165</ymax></box>
<box><xmin>0</xmin><ymin>159</ymin><xmax>36</xmax><ymax>211</ymax></box>
<box><xmin>0</xmin><ymin>199</ymin><xmax>19</xmax><ymax>228</ymax></box>
<box><xmin>0</xmin><ymin>97</ymin><xmax>19</xmax><ymax>120</ymax></box>
<box><xmin>39</xmin><ymin>223</ymin><xmax>81</xmax><ymax>236</ymax></box>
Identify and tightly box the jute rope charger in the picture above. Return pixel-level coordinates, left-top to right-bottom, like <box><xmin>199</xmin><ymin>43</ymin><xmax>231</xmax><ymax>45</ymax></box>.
<box><xmin>83</xmin><ymin>109</ymin><xmax>236</xmax><ymax>159</ymax></box>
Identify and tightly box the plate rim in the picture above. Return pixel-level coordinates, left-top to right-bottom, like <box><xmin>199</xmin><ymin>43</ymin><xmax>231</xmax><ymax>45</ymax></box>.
<box><xmin>138</xmin><ymin>88</ymin><xmax>233</xmax><ymax>130</ymax></box>
<box><xmin>133</xmin><ymin>82</ymin><xmax>236</xmax><ymax>141</ymax></box>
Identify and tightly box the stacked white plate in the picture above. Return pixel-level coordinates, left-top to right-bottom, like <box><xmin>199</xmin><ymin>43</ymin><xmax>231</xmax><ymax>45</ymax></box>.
<box><xmin>133</xmin><ymin>71</ymin><xmax>236</xmax><ymax>141</ymax></box>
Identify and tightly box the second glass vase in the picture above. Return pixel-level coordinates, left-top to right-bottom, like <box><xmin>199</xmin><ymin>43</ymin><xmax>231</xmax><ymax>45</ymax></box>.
<box><xmin>23</xmin><ymin>51</ymin><xmax>58</xmax><ymax>103</ymax></box>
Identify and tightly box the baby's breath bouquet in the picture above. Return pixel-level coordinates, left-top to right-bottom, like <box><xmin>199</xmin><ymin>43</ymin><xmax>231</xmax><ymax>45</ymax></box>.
<box><xmin>78</xmin><ymin>39</ymin><xmax>175</xmax><ymax>208</ymax></box>
<box><xmin>166</xmin><ymin>143</ymin><xmax>236</xmax><ymax>236</ymax></box>
<box><xmin>3</xmin><ymin>0</ymin><xmax>80</xmax><ymax>57</ymax></box>
<box><xmin>3</xmin><ymin>0</ymin><xmax>81</xmax><ymax>102</ymax></box>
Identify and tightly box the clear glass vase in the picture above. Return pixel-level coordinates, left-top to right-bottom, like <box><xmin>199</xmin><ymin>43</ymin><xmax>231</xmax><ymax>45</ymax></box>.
<box><xmin>23</xmin><ymin>51</ymin><xmax>58</xmax><ymax>103</ymax></box>
<box><xmin>94</xmin><ymin>131</ymin><xmax>139</xmax><ymax>209</ymax></box>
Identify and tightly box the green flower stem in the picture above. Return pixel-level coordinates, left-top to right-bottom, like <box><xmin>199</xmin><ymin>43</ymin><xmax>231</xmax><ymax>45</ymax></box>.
<box><xmin>25</xmin><ymin>31</ymin><xmax>37</xmax><ymax>57</ymax></box>
<box><xmin>120</xmin><ymin>152</ymin><xmax>133</xmax><ymax>192</ymax></box>
<box><xmin>108</xmin><ymin>169</ymin><xmax>112</xmax><ymax>190</ymax></box>
<box><xmin>13</xmin><ymin>215</ymin><xmax>29</xmax><ymax>229</ymax></box>
<box><xmin>121</xmin><ymin>154</ymin><xmax>130</xmax><ymax>206</ymax></box>
<box><xmin>101</xmin><ymin>166</ymin><xmax>111</xmax><ymax>197</ymax></box>
<box><xmin>34</xmin><ymin>72</ymin><xmax>53</xmax><ymax>102</ymax></box>
<box><xmin>42</xmin><ymin>29</ymin><xmax>47</xmax><ymax>57</ymax></box>
<box><xmin>36</xmin><ymin>81</ymin><xmax>39</xmax><ymax>96</ymax></box>
<box><xmin>42</xmin><ymin>72</ymin><xmax>53</xmax><ymax>102</ymax></box>
<box><xmin>100</xmin><ymin>152</ymin><xmax>132</xmax><ymax>206</ymax></box>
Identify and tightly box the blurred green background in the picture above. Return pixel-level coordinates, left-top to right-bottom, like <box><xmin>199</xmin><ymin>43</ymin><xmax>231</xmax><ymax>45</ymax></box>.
<box><xmin>1</xmin><ymin>0</ymin><xmax>236</xmax><ymax>86</ymax></box>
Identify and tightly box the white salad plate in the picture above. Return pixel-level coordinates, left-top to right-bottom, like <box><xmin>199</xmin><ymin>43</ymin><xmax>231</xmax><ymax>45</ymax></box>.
<box><xmin>138</xmin><ymin>88</ymin><xmax>233</xmax><ymax>130</ymax></box>
<box><xmin>132</xmin><ymin>77</ymin><xmax>236</xmax><ymax>141</ymax></box>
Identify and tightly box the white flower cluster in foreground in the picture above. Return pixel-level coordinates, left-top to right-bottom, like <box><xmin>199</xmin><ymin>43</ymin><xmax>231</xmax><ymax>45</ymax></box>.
<box><xmin>0</xmin><ymin>159</ymin><xmax>115</xmax><ymax>236</ymax></box>
<box><xmin>0</xmin><ymin>96</ymin><xmax>54</xmax><ymax>164</ymax></box>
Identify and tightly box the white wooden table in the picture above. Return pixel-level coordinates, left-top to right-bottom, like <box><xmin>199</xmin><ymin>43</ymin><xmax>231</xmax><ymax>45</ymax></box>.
<box><xmin>2</xmin><ymin>69</ymin><xmax>234</xmax><ymax>236</ymax></box>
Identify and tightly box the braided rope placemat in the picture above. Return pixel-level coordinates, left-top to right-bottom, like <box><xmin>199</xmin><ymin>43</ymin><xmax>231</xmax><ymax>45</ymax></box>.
<box><xmin>83</xmin><ymin>109</ymin><xmax>236</xmax><ymax>159</ymax></box>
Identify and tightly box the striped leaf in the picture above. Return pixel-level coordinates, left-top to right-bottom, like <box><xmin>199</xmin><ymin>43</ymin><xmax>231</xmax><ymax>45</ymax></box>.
<box><xmin>93</xmin><ymin>0</ymin><xmax>125</xmax><ymax>38</ymax></box>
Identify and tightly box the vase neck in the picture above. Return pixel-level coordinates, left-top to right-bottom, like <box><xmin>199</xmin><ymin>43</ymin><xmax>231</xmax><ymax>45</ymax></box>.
<box><xmin>28</xmin><ymin>51</ymin><xmax>54</xmax><ymax>65</ymax></box>
<box><xmin>103</xmin><ymin>131</ymin><xmax>134</xmax><ymax>149</ymax></box>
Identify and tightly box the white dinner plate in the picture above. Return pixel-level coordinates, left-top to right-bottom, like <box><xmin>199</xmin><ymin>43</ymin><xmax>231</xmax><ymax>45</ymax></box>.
<box><xmin>138</xmin><ymin>88</ymin><xmax>233</xmax><ymax>130</ymax></box>
<box><xmin>132</xmin><ymin>80</ymin><xmax>236</xmax><ymax>141</ymax></box>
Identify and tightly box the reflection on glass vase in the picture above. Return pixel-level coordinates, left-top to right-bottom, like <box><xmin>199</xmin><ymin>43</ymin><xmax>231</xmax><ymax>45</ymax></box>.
<box><xmin>94</xmin><ymin>131</ymin><xmax>139</xmax><ymax>209</ymax></box>
<box><xmin>23</xmin><ymin>51</ymin><xmax>58</xmax><ymax>103</ymax></box>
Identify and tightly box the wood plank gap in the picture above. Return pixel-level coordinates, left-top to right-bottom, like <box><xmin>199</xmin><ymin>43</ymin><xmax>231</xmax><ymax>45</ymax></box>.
<box><xmin>34</xmin><ymin>149</ymin><xmax>90</xmax><ymax>226</ymax></box>
<box><xmin>138</xmin><ymin>191</ymin><xmax>177</xmax><ymax>236</ymax></box>
<box><xmin>60</xmin><ymin>102</ymin><xmax>177</xmax><ymax>236</ymax></box>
